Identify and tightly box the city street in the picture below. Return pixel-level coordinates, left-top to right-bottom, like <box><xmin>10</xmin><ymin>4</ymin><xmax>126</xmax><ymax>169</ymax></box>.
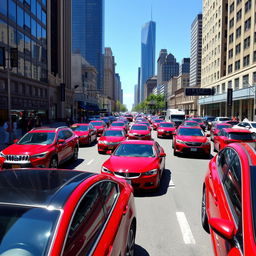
<box><xmin>66</xmin><ymin>130</ymin><xmax>214</xmax><ymax>256</ymax></box>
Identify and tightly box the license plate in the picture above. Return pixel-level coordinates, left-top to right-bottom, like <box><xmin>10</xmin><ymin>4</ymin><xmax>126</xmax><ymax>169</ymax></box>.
<box><xmin>191</xmin><ymin>148</ymin><xmax>197</xmax><ymax>152</ymax></box>
<box><xmin>12</xmin><ymin>165</ymin><xmax>21</xmax><ymax>168</ymax></box>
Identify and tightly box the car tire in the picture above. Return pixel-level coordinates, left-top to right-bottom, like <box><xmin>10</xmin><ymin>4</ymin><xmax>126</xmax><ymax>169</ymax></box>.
<box><xmin>201</xmin><ymin>187</ymin><xmax>210</xmax><ymax>233</ymax></box>
<box><xmin>126</xmin><ymin>223</ymin><xmax>136</xmax><ymax>256</ymax></box>
<box><xmin>72</xmin><ymin>146</ymin><xmax>79</xmax><ymax>161</ymax></box>
<box><xmin>49</xmin><ymin>156</ymin><xmax>58</xmax><ymax>168</ymax></box>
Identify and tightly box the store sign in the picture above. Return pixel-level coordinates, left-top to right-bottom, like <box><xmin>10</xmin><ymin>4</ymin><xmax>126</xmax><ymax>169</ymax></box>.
<box><xmin>185</xmin><ymin>87</ymin><xmax>215</xmax><ymax>96</ymax></box>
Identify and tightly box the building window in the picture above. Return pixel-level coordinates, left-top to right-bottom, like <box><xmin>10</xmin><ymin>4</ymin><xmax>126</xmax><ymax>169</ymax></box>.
<box><xmin>244</xmin><ymin>18</ymin><xmax>251</xmax><ymax>31</ymax></box>
<box><xmin>254</xmin><ymin>51</ymin><xmax>256</xmax><ymax>62</ymax></box>
<box><xmin>254</xmin><ymin>32</ymin><xmax>256</xmax><ymax>43</ymax></box>
<box><xmin>236</xmin><ymin>9</ymin><xmax>242</xmax><ymax>21</ymax></box>
<box><xmin>245</xmin><ymin>0</ymin><xmax>251</xmax><ymax>13</ymax></box>
<box><xmin>0</xmin><ymin>0</ymin><xmax>7</xmax><ymax>15</ymax></box>
<box><xmin>228</xmin><ymin>64</ymin><xmax>233</xmax><ymax>74</ymax></box>
<box><xmin>229</xmin><ymin>18</ymin><xmax>234</xmax><ymax>28</ymax></box>
<box><xmin>235</xmin><ymin>78</ymin><xmax>239</xmax><ymax>90</ymax></box>
<box><xmin>237</xmin><ymin>0</ymin><xmax>242</xmax><ymax>5</ymax></box>
<box><xmin>229</xmin><ymin>33</ymin><xmax>234</xmax><ymax>44</ymax></box>
<box><xmin>31</xmin><ymin>0</ymin><xmax>36</xmax><ymax>15</ymax></box>
<box><xmin>37</xmin><ymin>2</ymin><xmax>42</xmax><ymax>21</ymax></box>
<box><xmin>236</xmin><ymin>26</ymin><xmax>241</xmax><ymax>38</ymax></box>
<box><xmin>228</xmin><ymin>49</ymin><xmax>233</xmax><ymax>59</ymax></box>
<box><xmin>253</xmin><ymin>72</ymin><xmax>256</xmax><ymax>84</ymax></box>
<box><xmin>235</xmin><ymin>43</ymin><xmax>241</xmax><ymax>54</ymax></box>
<box><xmin>243</xmin><ymin>55</ymin><xmax>250</xmax><ymax>66</ymax></box>
<box><xmin>243</xmin><ymin>74</ymin><xmax>249</xmax><ymax>87</ymax></box>
<box><xmin>217</xmin><ymin>85</ymin><xmax>220</xmax><ymax>94</ymax></box>
<box><xmin>8</xmin><ymin>0</ymin><xmax>17</xmax><ymax>22</ymax></box>
<box><xmin>222</xmin><ymin>83</ymin><xmax>226</xmax><ymax>93</ymax></box>
<box><xmin>228</xmin><ymin>80</ymin><xmax>232</xmax><ymax>89</ymax></box>
<box><xmin>244</xmin><ymin>36</ymin><xmax>250</xmax><ymax>49</ymax></box>
<box><xmin>24</xmin><ymin>11</ymin><xmax>31</xmax><ymax>30</ymax></box>
<box><xmin>235</xmin><ymin>60</ymin><xmax>240</xmax><ymax>70</ymax></box>
<box><xmin>17</xmin><ymin>6</ymin><xmax>24</xmax><ymax>28</ymax></box>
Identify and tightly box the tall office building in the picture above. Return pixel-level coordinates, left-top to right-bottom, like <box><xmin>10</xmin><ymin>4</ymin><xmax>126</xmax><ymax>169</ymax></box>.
<box><xmin>137</xmin><ymin>67</ymin><xmax>141</xmax><ymax>103</ymax></box>
<box><xmin>72</xmin><ymin>0</ymin><xmax>104</xmax><ymax>90</ymax></box>
<box><xmin>179</xmin><ymin>58</ymin><xmax>190</xmax><ymax>75</ymax></box>
<box><xmin>134</xmin><ymin>84</ymin><xmax>138</xmax><ymax>106</ymax></box>
<box><xmin>140</xmin><ymin>20</ymin><xmax>156</xmax><ymax>102</ymax></box>
<box><xmin>190</xmin><ymin>14</ymin><xmax>202</xmax><ymax>87</ymax></box>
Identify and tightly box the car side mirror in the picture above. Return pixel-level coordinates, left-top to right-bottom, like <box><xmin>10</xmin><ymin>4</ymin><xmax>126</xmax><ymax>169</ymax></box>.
<box><xmin>13</xmin><ymin>139</ymin><xmax>19</xmax><ymax>144</ymax></box>
<box><xmin>209</xmin><ymin>218</ymin><xmax>236</xmax><ymax>240</ymax></box>
<box><xmin>57</xmin><ymin>139</ymin><xmax>65</xmax><ymax>144</ymax></box>
<box><xmin>160</xmin><ymin>152</ymin><xmax>166</xmax><ymax>157</ymax></box>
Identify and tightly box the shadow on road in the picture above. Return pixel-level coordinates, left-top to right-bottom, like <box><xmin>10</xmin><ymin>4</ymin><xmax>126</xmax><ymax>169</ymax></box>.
<box><xmin>135</xmin><ymin>244</ymin><xmax>150</xmax><ymax>256</ymax></box>
<box><xmin>64</xmin><ymin>159</ymin><xmax>85</xmax><ymax>170</ymax></box>
<box><xmin>176</xmin><ymin>153</ymin><xmax>214</xmax><ymax>160</ymax></box>
<box><xmin>134</xmin><ymin>169</ymin><xmax>171</xmax><ymax>198</ymax></box>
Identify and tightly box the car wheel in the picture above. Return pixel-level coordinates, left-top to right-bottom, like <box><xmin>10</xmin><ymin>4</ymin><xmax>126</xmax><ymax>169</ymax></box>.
<box><xmin>72</xmin><ymin>146</ymin><xmax>79</xmax><ymax>161</ymax></box>
<box><xmin>201</xmin><ymin>187</ymin><xmax>210</xmax><ymax>233</ymax></box>
<box><xmin>49</xmin><ymin>156</ymin><xmax>58</xmax><ymax>168</ymax></box>
<box><xmin>126</xmin><ymin>223</ymin><xmax>135</xmax><ymax>256</ymax></box>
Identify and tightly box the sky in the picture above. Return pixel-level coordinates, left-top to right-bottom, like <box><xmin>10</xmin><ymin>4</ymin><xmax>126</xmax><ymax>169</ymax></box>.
<box><xmin>105</xmin><ymin>0</ymin><xmax>202</xmax><ymax>111</ymax></box>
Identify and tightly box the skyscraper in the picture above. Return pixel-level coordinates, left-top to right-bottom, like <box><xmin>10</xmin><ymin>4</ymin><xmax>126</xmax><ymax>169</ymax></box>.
<box><xmin>72</xmin><ymin>0</ymin><xmax>104</xmax><ymax>90</ymax></box>
<box><xmin>179</xmin><ymin>58</ymin><xmax>190</xmax><ymax>75</ymax></box>
<box><xmin>140</xmin><ymin>20</ymin><xmax>156</xmax><ymax>102</ymax></box>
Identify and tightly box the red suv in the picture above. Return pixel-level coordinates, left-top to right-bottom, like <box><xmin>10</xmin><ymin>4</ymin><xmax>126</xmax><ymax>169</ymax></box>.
<box><xmin>0</xmin><ymin>127</ymin><xmax>79</xmax><ymax>169</ymax></box>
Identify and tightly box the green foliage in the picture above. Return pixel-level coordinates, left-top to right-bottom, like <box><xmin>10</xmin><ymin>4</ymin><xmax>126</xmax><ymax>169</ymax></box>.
<box><xmin>116</xmin><ymin>100</ymin><xmax>128</xmax><ymax>112</ymax></box>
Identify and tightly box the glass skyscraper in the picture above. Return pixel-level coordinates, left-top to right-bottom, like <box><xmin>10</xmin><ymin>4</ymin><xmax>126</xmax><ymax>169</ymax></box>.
<box><xmin>140</xmin><ymin>20</ymin><xmax>156</xmax><ymax>102</ymax></box>
<box><xmin>72</xmin><ymin>0</ymin><xmax>104</xmax><ymax>90</ymax></box>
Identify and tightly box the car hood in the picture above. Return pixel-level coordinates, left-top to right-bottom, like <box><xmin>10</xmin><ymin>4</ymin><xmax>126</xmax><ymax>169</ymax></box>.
<box><xmin>129</xmin><ymin>130</ymin><xmax>150</xmax><ymax>135</ymax></box>
<box><xmin>2</xmin><ymin>144</ymin><xmax>53</xmax><ymax>155</ymax></box>
<box><xmin>74</xmin><ymin>131</ymin><xmax>89</xmax><ymax>136</ymax></box>
<box><xmin>103</xmin><ymin>156</ymin><xmax>158</xmax><ymax>173</ymax></box>
<box><xmin>99</xmin><ymin>136</ymin><xmax>125</xmax><ymax>142</ymax></box>
<box><xmin>176</xmin><ymin>135</ymin><xmax>207</xmax><ymax>143</ymax></box>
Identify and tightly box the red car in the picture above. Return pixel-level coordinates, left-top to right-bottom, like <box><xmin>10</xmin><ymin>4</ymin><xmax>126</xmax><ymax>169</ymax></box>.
<box><xmin>213</xmin><ymin>128</ymin><xmax>256</xmax><ymax>152</ymax></box>
<box><xmin>157</xmin><ymin>122</ymin><xmax>176</xmax><ymax>138</ymax></box>
<box><xmin>128</xmin><ymin>124</ymin><xmax>151</xmax><ymax>140</ymax></box>
<box><xmin>98</xmin><ymin>128</ymin><xmax>127</xmax><ymax>154</ymax></box>
<box><xmin>101</xmin><ymin>140</ymin><xmax>166</xmax><ymax>190</ymax></box>
<box><xmin>0</xmin><ymin>127</ymin><xmax>79</xmax><ymax>169</ymax></box>
<box><xmin>189</xmin><ymin>117</ymin><xmax>206</xmax><ymax>131</ymax></box>
<box><xmin>210</xmin><ymin>123</ymin><xmax>232</xmax><ymax>141</ymax></box>
<box><xmin>201</xmin><ymin>142</ymin><xmax>256</xmax><ymax>255</ymax></box>
<box><xmin>71</xmin><ymin>123</ymin><xmax>97</xmax><ymax>146</ymax></box>
<box><xmin>173</xmin><ymin>126</ymin><xmax>211</xmax><ymax>157</ymax></box>
<box><xmin>152</xmin><ymin>119</ymin><xmax>164</xmax><ymax>130</ymax></box>
<box><xmin>110</xmin><ymin>121</ymin><xmax>128</xmax><ymax>132</ymax></box>
<box><xmin>0</xmin><ymin>169</ymin><xmax>136</xmax><ymax>256</ymax></box>
<box><xmin>124</xmin><ymin>114</ymin><xmax>133</xmax><ymax>122</ymax></box>
<box><xmin>183</xmin><ymin>120</ymin><xmax>202</xmax><ymax>128</ymax></box>
<box><xmin>90</xmin><ymin>121</ymin><xmax>107</xmax><ymax>136</ymax></box>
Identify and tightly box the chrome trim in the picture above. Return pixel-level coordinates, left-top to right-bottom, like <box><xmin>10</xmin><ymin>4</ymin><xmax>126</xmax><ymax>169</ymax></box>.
<box><xmin>5</xmin><ymin>154</ymin><xmax>30</xmax><ymax>163</ymax></box>
<box><xmin>114</xmin><ymin>172</ymin><xmax>141</xmax><ymax>179</ymax></box>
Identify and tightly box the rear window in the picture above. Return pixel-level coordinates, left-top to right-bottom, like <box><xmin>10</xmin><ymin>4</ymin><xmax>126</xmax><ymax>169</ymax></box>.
<box><xmin>91</xmin><ymin>121</ymin><xmax>103</xmax><ymax>126</ymax></box>
<box><xmin>228</xmin><ymin>132</ymin><xmax>254</xmax><ymax>140</ymax></box>
<box><xmin>178</xmin><ymin>128</ymin><xmax>204</xmax><ymax>136</ymax></box>
<box><xmin>131</xmin><ymin>125</ymin><xmax>147</xmax><ymax>130</ymax></box>
<box><xmin>71</xmin><ymin>125</ymin><xmax>89</xmax><ymax>131</ymax></box>
<box><xmin>216</xmin><ymin>124</ymin><xmax>231</xmax><ymax>129</ymax></box>
<box><xmin>159</xmin><ymin>123</ymin><xmax>174</xmax><ymax>128</ymax></box>
<box><xmin>103</xmin><ymin>130</ymin><xmax>124</xmax><ymax>137</ymax></box>
<box><xmin>111</xmin><ymin>122</ymin><xmax>124</xmax><ymax>126</ymax></box>
<box><xmin>219</xmin><ymin>118</ymin><xmax>230</xmax><ymax>121</ymax></box>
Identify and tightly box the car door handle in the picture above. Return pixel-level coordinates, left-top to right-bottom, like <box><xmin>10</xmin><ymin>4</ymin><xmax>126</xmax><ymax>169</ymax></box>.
<box><xmin>123</xmin><ymin>205</ymin><xmax>129</xmax><ymax>215</ymax></box>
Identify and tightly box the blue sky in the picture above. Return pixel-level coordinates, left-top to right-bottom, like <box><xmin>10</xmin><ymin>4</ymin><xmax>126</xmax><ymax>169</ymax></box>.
<box><xmin>105</xmin><ymin>0</ymin><xmax>202</xmax><ymax>110</ymax></box>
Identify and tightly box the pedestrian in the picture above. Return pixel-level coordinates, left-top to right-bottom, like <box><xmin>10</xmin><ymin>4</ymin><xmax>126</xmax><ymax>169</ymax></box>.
<box><xmin>35</xmin><ymin>116</ymin><xmax>42</xmax><ymax>127</ymax></box>
<box><xmin>3</xmin><ymin>121</ymin><xmax>10</xmax><ymax>145</ymax></box>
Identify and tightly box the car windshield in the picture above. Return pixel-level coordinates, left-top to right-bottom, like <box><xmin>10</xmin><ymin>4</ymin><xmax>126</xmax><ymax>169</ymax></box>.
<box><xmin>103</xmin><ymin>130</ymin><xmax>124</xmax><ymax>137</ymax></box>
<box><xmin>171</xmin><ymin>115</ymin><xmax>185</xmax><ymax>121</ymax></box>
<box><xmin>0</xmin><ymin>205</ymin><xmax>60</xmax><ymax>256</ymax></box>
<box><xmin>251</xmin><ymin>123</ymin><xmax>256</xmax><ymax>128</ymax></box>
<box><xmin>219</xmin><ymin>117</ymin><xmax>230</xmax><ymax>121</ymax></box>
<box><xmin>155</xmin><ymin>120</ymin><xmax>163</xmax><ymax>123</ymax></box>
<box><xmin>184</xmin><ymin>122</ymin><xmax>199</xmax><ymax>127</ymax></box>
<box><xmin>18</xmin><ymin>132</ymin><xmax>56</xmax><ymax>145</ymax></box>
<box><xmin>111</xmin><ymin>122</ymin><xmax>124</xmax><ymax>127</ymax></box>
<box><xmin>91</xmin><ymin>121</ymin><xmax>103</xmax><ymax>126</ymax></box>
<box><xmin>114</xmin><ymin>144</ymin><xmax>155</xmax><ymax>157</ymax></box>
<box><xmin>131</xmin><ymin>125</ymin><xmax>147</xmax><ymax>130</ymax></box>
<box><xmin>228</xmin><ymin>132</ymin><xmax>254</xmax><ymax>140</ymax></box>
<box><xmin>159</xmin><ymin>123</ymin><xmax>174</xmax><ymax>128</ymax></box>
<box><xmin>178</xmin><ymin>128</ymin><xmax>204</xmax><ymax>136</ymax></box>
<box><xmin>191</xmin><ymin>118</ymin><xmax>203</xmax><ymax>122</ymax></box>
<box><xmin>71</xmin><ymin>125</ymin><xmax>89</xmax><ymax>131</ymax></box>
<box><xmin>216</xmin><ymin>124</ymin><xmax>231</xmax><ymax>129</ymax></box>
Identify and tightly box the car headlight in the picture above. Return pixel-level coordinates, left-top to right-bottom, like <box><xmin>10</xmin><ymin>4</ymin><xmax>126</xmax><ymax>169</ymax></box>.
<box><xmin>143</xmin><ymin>169</ymin><xmax>158</xmax><ymax>176</ymax></box>
<box><xmin>0</xmin><ymin>152</ymin><xmax>6</xmax><ymax>158</ymax></box>
<box><xmin>101</xmin><ymin>166</ymin><xmax>112</xmax><ymax>174</ymax></box>
<box><xmin>158</xmin><ymin>129</ymin><xmax>164</xmax><ymax>132</ymax></box>
<box><xmin>30</xmin><ymin>152</ymin><xmax>49</xmax><ymax>159</ymax></box>
<box><xmin>176</xmin><ymin>139</ymin><xmax>185</xmax><ymax>144</ymax></box>
<box><xmin>98</xmin><ymin>140</ymin><xmax>107</xmax><ymax>144</ymax></box>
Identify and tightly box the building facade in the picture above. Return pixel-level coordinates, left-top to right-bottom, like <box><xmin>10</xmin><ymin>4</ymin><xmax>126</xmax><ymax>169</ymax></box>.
<box><xmin>179</xmin><ymin>58</ymin><xmax>190</xmax><ymax>75</ymax></box>
<box><xmin>144</xmin><ymin>76</ymin><xmax>157</xmax><ymax>99</ymax></box>
<box><xmin>72</xmin><ymin>0</ymin><xmax>104</xmax><ymax>90</ymax></box>
<box><xmin>200</xmin><ymin>0</ymin><xmax>256</xmax><ymax>120</ymax></box>
<box><xmin>190</xmin><ymin>14</ymin><xmax>203</xmax><ymax>87</ymax></box>
<box><xmin>140</xmin><ymin>20</ymin><xmax>156</xmax><ymax>102</ymax></box>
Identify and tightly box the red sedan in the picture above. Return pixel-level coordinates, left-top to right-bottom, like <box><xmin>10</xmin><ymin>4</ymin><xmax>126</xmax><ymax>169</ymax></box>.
<box><xmin>0</xmin><ymin>127</ymin><xmax>79</xmax><ymax>169</ymax></box>
<box><xmin>157</xmin><ymin>122</ymin><xmax>176</xmax><ymax>138</ymax></box>
<box><xmin>128</xmin><ymin>124</ymin><xmax>151</xmax><ymax>140</ymax></box>
<box><xmin>201</xmin><ymin>142</ymin><xmax>256</xmax><ymax>255</ymax></box>
<box><xmin>71</xmin><ymin>123</ymin><xmax>97</xmax><ymax>145</ymax></box>
<box><xmin>89</xmin><ymin>121</ymin><xmax>106</xmax><ymax>136</ymax></box>
<box><xmin>98</xmin><ymin>128</ymin><xmax>127</xmax><ymax>154</ymax></box>
<box><xmin>213</xmin><ymin>128</ymin><xmax>256</xmax><ymax>152</ymax></box>
<box><xmin>101</xmin><ymin>140</ymin><xmax>166</xmax><ymax>190</ymax></box>
<box><xmin>173</xmin><ymin>126</ymin><xmax>211</xmax><ymax>157</ymax></box>
<box><xmin>110</xmin><ymin>121</ymin><xmax>128</xmax><ymax>132</ymax></box>
<box><xmin>152</xmin><ymin>119</ymin><xmax>164</xmax><ymax>130</ymax></box>
<box><xmin>0</xmin><ymin>169</ymin><xmax>136</xmax><ymax>256</ymax></box>
<box><xmin>210</xmin><ymin>123</ymin><xmax>232</xmax><ymax>141</ymax></box>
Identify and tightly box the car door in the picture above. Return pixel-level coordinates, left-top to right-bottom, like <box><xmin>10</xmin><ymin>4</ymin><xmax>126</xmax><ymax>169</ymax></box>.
<box><xmin>63</xmin><ymin>129</ymin><xmax>75</xmax><ymax>159</ymax></box>
<box><xmin>63</xmin><ymin>184</ymin><xmax>105</xmax><ymax>256</ymax></box>
<box><xmin>90</xmin><ymin>124</ymin><xmax>97</xmax><ymax>141</ymax></box>
<box><xmin>155</xmin><ymin>142</ymin><xmax>165</xmax><ymax>174</ymax></box>
<box><xmin>57</xmin><ymin>130</ymin><xmax>69</xmax><ymax>162</ymax></box>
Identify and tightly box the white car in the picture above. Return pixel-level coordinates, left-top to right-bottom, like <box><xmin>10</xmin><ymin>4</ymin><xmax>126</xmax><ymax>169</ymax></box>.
<box><xmin>233</xmin><ymin>121</ymin><xmax>256</xmax><ymax>134</ymax></box>
<box><xmin>212</xmin><ymin>116</ymin><xmax>231</xmax><ymax>126</ymax></box>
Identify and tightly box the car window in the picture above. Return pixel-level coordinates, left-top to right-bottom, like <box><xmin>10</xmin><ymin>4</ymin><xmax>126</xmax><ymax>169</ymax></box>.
<box><xmin>63</xmin><ymin>184</ymin><xmax>105</xmax><ymax>255</ymax></box>
<box><xmin>63</xmin><ymin>130</ymin><xmax>73</xmax><ymax>139</ymax></box>
<box><xmin>58</xmin><ymin>131</ymin><xmax>66</xmax><ymax>140</ymax></box>
<box><xmin>114</xmin><ymin>144</ymin><xmax>155</xmax><ymax>157</ymax></box>
<box><xmin>228</xmin><ymin>132</ymin><xmax>254</xmax><ymax>140</ymax></box>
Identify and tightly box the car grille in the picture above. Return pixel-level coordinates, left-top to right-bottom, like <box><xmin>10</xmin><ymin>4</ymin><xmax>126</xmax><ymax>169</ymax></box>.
<box><xmin>5</xmin><ymin>155</ymin><xmax>30</xmax><ymax>162</ymax></box>
<box><xmin>114</xmin><ymin>172</ymin><xmax>141</xmax><ymax>179</ymax></box>
<box><xmin>185</xmin><ymin>142</ymin><xmax>202</xmax><ymax>146</ymax></box>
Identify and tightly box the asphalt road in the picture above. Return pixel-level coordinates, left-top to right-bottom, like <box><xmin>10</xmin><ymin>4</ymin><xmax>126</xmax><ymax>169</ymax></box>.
<box><xmin>66</xmin><ymin>129</ymin><xmax>214</xmax><ymax>256</ymax></box>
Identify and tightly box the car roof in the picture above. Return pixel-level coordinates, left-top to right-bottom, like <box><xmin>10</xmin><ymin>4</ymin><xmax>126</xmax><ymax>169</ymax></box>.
<box><xmin>0</xmin><ymin>169</ymin><xmax>95</xmax><ymax>209</ymax></box>
<box><xmin>223</xmin><ymin>128</ymin><xmax>252</xmax><ymax>133</ymax></box>
<box><xmin>29</xmin><ymin>127</ymin><xmax>69</xmax><ymax>133</ymax></box>
<box><xmin>120</xmin><ymin>140</ymin><xmax>154</xmax><ymax>145</ymax></box>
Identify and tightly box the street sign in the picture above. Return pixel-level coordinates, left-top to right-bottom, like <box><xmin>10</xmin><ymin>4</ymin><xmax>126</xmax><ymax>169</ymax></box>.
<box><xmin>227</xmin><ymin>88</ymin><xmax>233</xmax><ymax>106</ymax></box>
<box><xmin>60</xmin><ymin>83</ymin><xmax>65</xmax><ymax>102</ymax></box>
<box><xmin>185</xmin><ymin>87</ymin><xmax>215</xmax><ymax>96</ymax></box>
<box><xmin>10</xmin><ymin>48</ymin><xmax>18</xmax><ymax>67</ymax></box>
<box><xmin>0</xmin><ymin>47</ymin><xmax>5</xmax><ymax>67</ymax></box>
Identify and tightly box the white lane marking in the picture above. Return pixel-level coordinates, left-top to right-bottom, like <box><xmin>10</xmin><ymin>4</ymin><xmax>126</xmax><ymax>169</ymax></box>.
<box><xmin>169</xmin><ymin>178</ymin><xmax>175</xmax><ymax>188</ymax></box>
<box><xmin>86</xmin><ymin>159</ymin><xmax>94</xmax><ymax>165</ymax></box>
<box><xmin>176</xmin><ymin>212</ymin><xmax>196</xmax><ymax>244</ymax></box>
